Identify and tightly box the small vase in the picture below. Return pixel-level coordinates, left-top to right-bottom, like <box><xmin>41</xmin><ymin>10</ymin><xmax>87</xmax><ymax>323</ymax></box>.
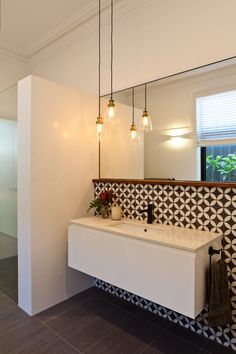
<box><xmin>101</xmin><ymin>206</ymin><xmax>110</xmax><ymax>219</ymax></box>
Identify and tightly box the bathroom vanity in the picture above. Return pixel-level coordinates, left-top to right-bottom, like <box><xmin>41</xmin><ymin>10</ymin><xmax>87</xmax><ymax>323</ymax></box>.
<box><xmin>68</xmin><ymin>216</ymin><xmax>222</xmax><ymax>319</ymax></box>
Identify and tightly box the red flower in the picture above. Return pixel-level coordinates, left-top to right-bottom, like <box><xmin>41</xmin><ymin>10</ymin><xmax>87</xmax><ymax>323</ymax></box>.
<box><xmin>99</xmin><ymin>189</ymin><xmax>113</xmax><ymax>205</ymax></box>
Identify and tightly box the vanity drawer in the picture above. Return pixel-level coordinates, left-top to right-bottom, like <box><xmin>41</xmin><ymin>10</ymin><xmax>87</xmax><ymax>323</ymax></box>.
<box><xmin>68</xmin><ymin>223</ymin><xmax>221</xmax><ymax>318</ymax></box>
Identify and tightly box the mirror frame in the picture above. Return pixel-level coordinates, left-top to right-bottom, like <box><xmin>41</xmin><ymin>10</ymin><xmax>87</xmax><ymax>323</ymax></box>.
<box><xmin>99</xmin><ymin>55</ymin><xmax>236</xmax><ymax>186</ymax></box>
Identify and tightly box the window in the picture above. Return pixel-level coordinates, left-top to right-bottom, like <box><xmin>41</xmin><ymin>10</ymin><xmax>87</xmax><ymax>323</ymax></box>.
<box><xmin>201</xmin><ymin>145</ymin><xmax>236</xmax><ymax>182</ymax></box>
<box><xmin>196</xmin><ymin>90</ymin><xmax>236</xmax><ymax>182</ymax></box>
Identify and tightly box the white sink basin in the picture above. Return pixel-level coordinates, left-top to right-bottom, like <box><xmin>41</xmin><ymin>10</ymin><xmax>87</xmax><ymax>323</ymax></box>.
<box><xmin>108</xmin><ymin>222</ymin><xmax>159</xmax><ymax>235</ymax></box>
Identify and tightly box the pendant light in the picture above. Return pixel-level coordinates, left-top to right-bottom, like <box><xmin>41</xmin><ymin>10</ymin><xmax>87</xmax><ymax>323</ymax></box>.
<box><xmin>141</xmin><ymin>84</ymin><xmax>152</xmax><ymax>131</ymax></box>
<box><xmin>96</xmin><ymin>0</ymin><xmax>103</xmax><ymax>134</ymax></box>
<box><xmin>130</xmin><ymin>87</ymin><xmax>139</xmax><ymax>141</ymax></box>
<box><xmin>106</xmin><ymin>0</ymin><xmax>117</xmax><ymax>122</ymax></box>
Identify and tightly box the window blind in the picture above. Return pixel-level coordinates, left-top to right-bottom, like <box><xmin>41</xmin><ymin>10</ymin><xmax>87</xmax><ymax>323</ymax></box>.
<box><xmin>196</xmin><ymin>90</ymin><xmax>236</xmax><ymax>146</ymax></box>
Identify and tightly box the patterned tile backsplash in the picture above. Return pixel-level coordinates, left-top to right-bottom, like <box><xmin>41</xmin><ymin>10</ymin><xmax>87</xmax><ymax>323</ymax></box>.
<box><xmin>94</xmin><ymin>181</ymin><xmax>236</xmax><ymax>350</ymax></box>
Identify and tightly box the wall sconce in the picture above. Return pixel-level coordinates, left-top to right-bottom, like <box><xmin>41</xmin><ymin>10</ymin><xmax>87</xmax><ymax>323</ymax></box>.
<box><xmin>167</xmin><ymin>126</ymin><xmax>190</xmax><ymax>147</ymax></box>
<box><xmin>170</xmin><ymin>136</ymin><xmax>185</xmax><ymax>146</ymax></box>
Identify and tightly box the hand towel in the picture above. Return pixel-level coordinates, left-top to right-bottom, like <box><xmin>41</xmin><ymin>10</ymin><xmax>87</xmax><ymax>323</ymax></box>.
<box><xmin>208</xmin><ymin>259</ymin><xmax>232</xmax><ymax>327</ymax></box>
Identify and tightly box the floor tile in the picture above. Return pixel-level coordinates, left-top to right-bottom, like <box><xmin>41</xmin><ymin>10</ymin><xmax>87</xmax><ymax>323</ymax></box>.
<box><xmin>0</xmin><ymin>256</ymin><xmax>18</xmax><ymax>301</ymax></box>
<box><xmin>0</xmin><ymin>286</ymin><xmax>235</xmax><ymax>354</ymax></box>
<box><xmin>0</xmin><ymin>317</ymin><xmax>78</xmax><ymax>354</ymax></box>
<box><xmin>0</xmin><ymin>306</ymin><xmax>33</xmax><ymax>336</ymax></box>
<box><xmin>0</xmin><ymin>293</ymin><xmax>18</xmax><ymax>316</ymax></box>
<box><xmin>202</xmin><ymin>339</ymin><xmax>235</xmax><ymax>354</ymax></box>
<box><xmin>36</xmin><ymin>297</ymin><xmax>83</xmax><ymax>324</ymax></box>
<box><xmin>86</xmin><ymin>315</ymin><xmax>163</xmax><ymax>354</ymax></box>
<box><xmin>142</xmin><ymin>331</ymin><xmax>202</xmax><ymax>354</ymax></box>
<box><xmin>168</xmin><ymin>322</ymin><xmax>208</xmax><ymax>347</ymax></box>
<box><xmin>95</xmin><ymin>289</ymin><xmax>144</xmax><ymax>314</ymax></box>
<box><xmin>135</xmin><ymin>307</ymin><xmax>171</xmax><ymax>330</ymax></box>
<box><xmin>36</xmin><ymin>287</ymin><xmax>105</xmax><ymax>325</ymax></box>
<box><xmin>41</xmin><ymin>302</ymin><xmax>90</xmax><ymax>333</ymax></box>
<box><xmin>61</xmin><ymin>302</ymin><xmax>131</xmax><ymax>352</ymax></box>
<box><xmin>0</xmin><ymin>233</ymin><xmax>17</xmax><ymax>260</ymax></box>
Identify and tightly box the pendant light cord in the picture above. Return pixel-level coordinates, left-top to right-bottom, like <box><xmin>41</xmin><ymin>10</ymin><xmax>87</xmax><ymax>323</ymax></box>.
<box><xmin>132</xmin><ymin>87</ymin><xmax>134</xmax><ymax>124</ymax></box>
<box><xmin>0</xmin><ymin>0</ymin><xmax>2</xmax><ymax>31</ymax></box>
<box><xmin>98</xmin><ymin>0</ymin><xmax>101</xmax><ymax>115</ymax></box>
<box><xmin>144</xmin><ymin>84</ymin><xmax>147</xmax><ymax>111</ymax></box>
<box><xmin>110</xmin><ymin>0</ymin><xmax>113</xmax><ymax>99</ymax></box>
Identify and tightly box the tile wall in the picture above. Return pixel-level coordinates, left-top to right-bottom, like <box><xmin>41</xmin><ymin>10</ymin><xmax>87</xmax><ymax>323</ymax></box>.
<box><xmin>94</xmin><ymin>181</ymin><xmax>236</xmax><ymax>350</ymax></box>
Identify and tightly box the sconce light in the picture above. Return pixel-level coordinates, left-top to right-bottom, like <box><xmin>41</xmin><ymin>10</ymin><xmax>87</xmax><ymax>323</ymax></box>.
<box><xmin>170</xmin><ymin>136</ymin><xmax>184</xmax><ymax>146</ymax></box>
<box><xmin>96</xmin><ymin>0</ymin><xmax>104</xmax><ymax>134</ymax></box>
<box><xmin>106</xmin><ymin>0</ymin><xmax>117</xmax><ymax>122</ymax></box>
<box><xmin>130</xmin><ymin>87</ymin><xmax>139</xmax><ymax>142</ymax></box>
<box><xmin>141</xmin><ymin>84</ymin><xmax>152</xmax><ymax>131</ymax></box>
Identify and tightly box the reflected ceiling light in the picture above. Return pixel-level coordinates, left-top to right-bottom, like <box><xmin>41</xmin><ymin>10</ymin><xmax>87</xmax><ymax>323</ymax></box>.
<box><xmin>141</xmin><ymin>84</ymin><xmax>152</xmax><ymax>131</ymax></box>
<box><xmin>96</xmin><ymin>0</ymin><xmax>103</xmax><ymax>135</ymax></box>
<box><xmin>130</xmin><ymin>87</ymin><xmax>139</xmax><ymax>142</ymax></box>
<box><xmin>106</xmin><ymin>0</ymin><xmax>117</xmax><ymax>122</ymax></box>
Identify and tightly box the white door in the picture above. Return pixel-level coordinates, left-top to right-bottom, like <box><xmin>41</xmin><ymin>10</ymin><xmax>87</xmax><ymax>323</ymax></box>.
<box><xmin>0</xmin><ymin>119</ymin><xmax>17</xmax><ymax>238</ymax></box>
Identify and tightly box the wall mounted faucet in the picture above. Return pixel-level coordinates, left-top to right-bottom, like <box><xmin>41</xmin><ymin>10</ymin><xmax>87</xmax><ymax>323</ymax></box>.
<box><xmin>140</xmin><ymin>203</ymin><xmax>154</xmax><ymax>224</ymax></box>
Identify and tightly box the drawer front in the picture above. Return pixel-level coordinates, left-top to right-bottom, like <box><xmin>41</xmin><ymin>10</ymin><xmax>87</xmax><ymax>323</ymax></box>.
<box><xmin>68</xmin><ymin>224</ymin><xmax>198</xmax><ymax>317</ymax></box>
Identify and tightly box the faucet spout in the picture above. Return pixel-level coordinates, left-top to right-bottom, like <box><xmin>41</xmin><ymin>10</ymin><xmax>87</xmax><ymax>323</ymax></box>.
<box><xmin>140</xmin><ymin>203</ymin><xmax>154</xmax><ymax>224</ymax></box>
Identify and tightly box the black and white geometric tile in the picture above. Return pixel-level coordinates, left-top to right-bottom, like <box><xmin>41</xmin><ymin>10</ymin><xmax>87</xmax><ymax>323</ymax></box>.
<box><xmin>94</xmin><ymin>181</ymin><xmax>236</xmax><ymax>351</ymax></box>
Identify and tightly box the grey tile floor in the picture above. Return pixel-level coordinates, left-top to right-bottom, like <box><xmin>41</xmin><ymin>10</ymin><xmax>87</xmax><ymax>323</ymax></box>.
<box><xmin>0</xmin><ymin>255</ymin><xmax>18</xmax><ymax>301</ymax></box>
<box><xmin>0</xmin><ymin>287</ymin><xmax>234</xmax><ymax>353</ymax></box>
<box><xmin>0</xmin><ymin>233</ymin><xmax>17</xmax><ymax>260</ymax></box>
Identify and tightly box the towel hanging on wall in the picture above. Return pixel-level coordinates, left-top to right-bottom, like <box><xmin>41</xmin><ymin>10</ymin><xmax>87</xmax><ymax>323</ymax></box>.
<box><xmin>208</xmin><ymin>258</ymin><xmax>232</xmax><ymax>327</ymax></box>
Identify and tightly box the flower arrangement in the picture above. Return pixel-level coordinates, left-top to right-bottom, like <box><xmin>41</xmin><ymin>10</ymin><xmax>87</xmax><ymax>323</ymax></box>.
<box><xmin>87</xmin><ymin>189</ymin><xmax>113</xmax><ymax>218</ymax></box>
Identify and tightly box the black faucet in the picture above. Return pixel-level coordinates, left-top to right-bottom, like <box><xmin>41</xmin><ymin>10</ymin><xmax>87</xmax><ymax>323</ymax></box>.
<box><xmin>140</xmin><ymin>203</ymin><xmax>154</xmax><ymax>224</ymax></box>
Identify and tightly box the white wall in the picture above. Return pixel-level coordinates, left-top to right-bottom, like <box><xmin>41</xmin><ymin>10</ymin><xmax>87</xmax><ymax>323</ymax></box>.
<box><xmin>18</xmin><ymin>75</ymin><xmax>98</xmax><ymax>315</ymax></box>
<box><xmin>101</xmin><ymin>101</ymin><xmax>144</xmax><ymax>179</ymax></box>
<box><xmin>29</xmin><ymin>0</ymin><xmax>236</xmax><ymax>96</ymax></box>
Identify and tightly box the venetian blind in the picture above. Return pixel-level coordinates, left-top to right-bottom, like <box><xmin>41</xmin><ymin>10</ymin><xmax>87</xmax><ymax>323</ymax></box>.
<box><xmin>196</xmin><ymin>90</ymin><xmax>236</xmax><ymax>146</ymax></box>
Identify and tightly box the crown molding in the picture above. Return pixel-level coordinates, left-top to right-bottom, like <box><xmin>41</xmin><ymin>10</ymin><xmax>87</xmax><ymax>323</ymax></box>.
<box><xmin>29</xmin><ymin>0</ymin><xmax>148</xmax><ymax>66</ymax></box>
<box><xmin>0</xmin><ymin>45</ymin><xmax>28</xmax><ymax>63</ymax></box>
<box><xmin>27</xmin><ymin>0</ymin><xmax>149</xmax><ymax>57</ymax></box>
<box><xmin>24</xmin><ymin>0</ymin><xmax>102</xmax><ymax>57</ymax></box>
<box><xmin>0</xmin><ymin>0</ymin><xmax>148</xmax><ymax>62</ymax></box>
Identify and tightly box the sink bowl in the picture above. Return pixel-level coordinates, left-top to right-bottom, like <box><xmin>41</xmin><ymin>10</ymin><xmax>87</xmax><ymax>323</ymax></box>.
<box><xmin>108</xmin><ymin>222</ymin><xmax>159</xmax><ymax>235</ymax></box>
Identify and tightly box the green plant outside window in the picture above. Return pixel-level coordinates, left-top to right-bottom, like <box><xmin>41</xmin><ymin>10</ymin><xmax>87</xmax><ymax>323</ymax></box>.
<box><xmin>206</xmin><ymin>148</ymin><xmax>236</xmax><ymax>182</ymax></box>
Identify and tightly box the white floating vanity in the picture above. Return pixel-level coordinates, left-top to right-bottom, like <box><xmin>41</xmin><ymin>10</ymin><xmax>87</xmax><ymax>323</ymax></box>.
<box><xmin>68</xmin><ymin>216</ymin><xmax>222</xmax><ymax>319</ymax></box>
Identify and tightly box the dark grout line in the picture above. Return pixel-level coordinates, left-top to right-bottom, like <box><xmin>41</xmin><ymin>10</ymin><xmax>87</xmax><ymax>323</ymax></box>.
<box><xmin>33</xmin><ymin>315</ymin><xmax>83</xmax><ymax>354</ymax></box>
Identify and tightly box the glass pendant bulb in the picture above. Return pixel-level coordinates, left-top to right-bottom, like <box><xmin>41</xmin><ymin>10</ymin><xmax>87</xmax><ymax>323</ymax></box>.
<box><xmin>96</xmin><ymin>115</ymin><xmax>103</xmax><ymax>134</ymax></box>
<box><xmin>141</xmin><ymin>84</ymin><xmax>152</xmax><ymax>132</ymax></box>
<box><xmin>106</xmin><ymin>98</ymin><xmax>118</xmax><ymax>123</ymax></box>
<box><xmin>141</xmin><ymin>109</ymin><xmax>152</xmax><ymax>131</ymax></box>
<box><xmin>130</xmin><ymin>123</ymin><xmax>139</xmax><ymax>141</ymax></box>
<box><xmin>107</xmin><ymin>98</ymin><xmax>115</xmax><ymax>118</ymax></box>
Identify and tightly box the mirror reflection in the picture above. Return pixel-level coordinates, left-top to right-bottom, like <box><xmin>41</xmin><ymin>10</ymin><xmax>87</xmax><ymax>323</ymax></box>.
<box><xmin>101</xmin><ymin>57</ymin><xmax>236</xmax><ymax>182</ymax></box>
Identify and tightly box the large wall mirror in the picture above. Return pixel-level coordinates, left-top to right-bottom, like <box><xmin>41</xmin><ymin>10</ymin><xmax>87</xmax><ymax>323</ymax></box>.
<box><xmin>100</xmin><ymin>56</ymin><xmax>236</xmax><ymax>183</ymax></box>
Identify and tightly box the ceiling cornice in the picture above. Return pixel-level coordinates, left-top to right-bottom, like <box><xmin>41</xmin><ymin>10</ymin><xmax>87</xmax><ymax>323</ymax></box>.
<box><xmin>0</xmin><ymin>41</ymin><xmax>28</xmax><ymax>63</ymax></box>
<box><xmin>24</xmin><ymin>0</ymin><xmax>102</xmax><ymax>57</ymax></box>
<box><xmin>0</xmin><ymin>0</ymin><xmax>148</xmax><ymax>62</ymax></box>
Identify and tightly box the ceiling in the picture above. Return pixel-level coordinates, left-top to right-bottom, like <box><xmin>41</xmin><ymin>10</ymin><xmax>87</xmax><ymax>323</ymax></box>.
<box><xmin>0</xmin><ymin>0</ymin><xmax>96</xmax><ymax>57</ymax></box>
